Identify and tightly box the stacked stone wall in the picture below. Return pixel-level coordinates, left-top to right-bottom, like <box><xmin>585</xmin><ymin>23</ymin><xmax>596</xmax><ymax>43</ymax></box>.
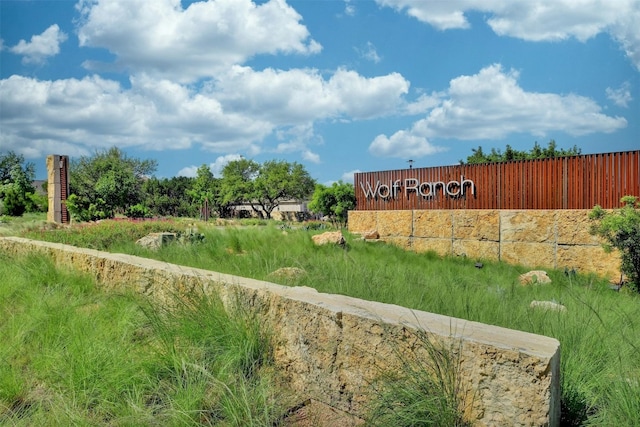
<box><xmin>349</xmin><ymin>209</ymin><xmax>621</xmax><ymax>279</ymax></box>
<box><xmin>0</xmin><ymin>237</ymin><xmax>560</xmax><ymax>427</ymax></box>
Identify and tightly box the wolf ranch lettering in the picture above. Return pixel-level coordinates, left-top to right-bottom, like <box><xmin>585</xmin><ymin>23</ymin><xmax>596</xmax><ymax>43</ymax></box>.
<box><xmin>360</xmin><ymin>176</ymin><xmax>475</xmax><ymax>200</ymax></box>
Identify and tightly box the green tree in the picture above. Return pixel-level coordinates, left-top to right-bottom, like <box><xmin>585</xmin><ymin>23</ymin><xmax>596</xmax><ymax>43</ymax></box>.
<box><xmin>219</xmin><ymin>158</ymin><xmax>260</xmax><ymax>217</ymax></box>
<box><xmin>220</xmin><ymin>159</ymin><xmax>315</xmax><ymax>219</ymax></box>
<box><xmin>308</xmin><ymin>181</ymin><xmax>356</xmax><ymax>228</ymax></box>
<box><xmin>186</xmin><ymin>164</ymin><xmax>229</xmax><ymax>219</ymax></box>
<box><xmin>143</xmin><ymin>176</ymin><xmax>197</xmax><ymax>218</ymax></box>
<box><xmin>590</xmin><ymin>196</ymin><xmax>640</xmax><ymax>292</ymax></box>
<box><xmin>68</xmin><ymin>147</ymin><xmax>157</xmax><ymax>221</ymax></box>
<box><xmin>461</xmin><ymin>140</ymin><xmax>581</xmax><ymax>164</ymax></box>
<box><xmin>0</xmin><ymin>151</ymin><xmax>37</xmax><ymax>216</ymax></box>
<box><xmin>252</xmin><ymin>160</ymin><xmax>315</xmax><ymax>219</ymax></box>
<box><xmin>187</xmin><ymin>164</ymin><xmax>216</xmax><ymax>204</ymax></box>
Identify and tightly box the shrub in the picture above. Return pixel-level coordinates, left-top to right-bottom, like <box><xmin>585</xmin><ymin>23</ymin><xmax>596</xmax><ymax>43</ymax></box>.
<box><xmin>590</xmin><ymin>195</ymin><xmax>640</xmax><ymax>292</ymax></box>
<box><xmin>65</xmin><ymin>193</ymin><xmax>111</xmax><ymax>222</ymax></box>
<box><xmin>125</xmin><ymin>203</ymin><xmax>151</xmax><ymax>219</ymax></box>
<box><xmin>0</xmin><ymin>184</ymin><xmax>27</xmax><ymax>216</ymax></box>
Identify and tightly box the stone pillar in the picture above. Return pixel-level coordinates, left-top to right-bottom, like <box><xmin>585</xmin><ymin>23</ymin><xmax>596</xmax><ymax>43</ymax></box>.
<box><xmin>47</xmin><ymin>155</ymin><xmax>70</xmax><ymax>223</ymax></box>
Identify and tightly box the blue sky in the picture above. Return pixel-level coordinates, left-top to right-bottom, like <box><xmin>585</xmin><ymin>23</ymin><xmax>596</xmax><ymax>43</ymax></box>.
<box><xmin>1</xmin><ymin>0</ymin><xmax>638</xmax><ymax>183</ymax></box>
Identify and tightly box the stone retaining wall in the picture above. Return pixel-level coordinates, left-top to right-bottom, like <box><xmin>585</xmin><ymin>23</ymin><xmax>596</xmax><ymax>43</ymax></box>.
<box><xmin>349</xmin><ymin>209</ymin><xmax>621</xmax><ymax>279</ymax></box>
<box><xmin>0</xmin><ymin>237</ymin><xmax>560</xmax><ymax>426</ymax></box>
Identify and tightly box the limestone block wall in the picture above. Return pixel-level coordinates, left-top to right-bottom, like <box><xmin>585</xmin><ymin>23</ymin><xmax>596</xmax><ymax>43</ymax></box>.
<box><xmin>0</xmin><ymin>237</ymin><xmax>560</xmax><ymax>427</ymax></box>
<box><xmin>349</xmin><ymin>209</ymin><xmax>621</xmax><ymax>279</ymax></box>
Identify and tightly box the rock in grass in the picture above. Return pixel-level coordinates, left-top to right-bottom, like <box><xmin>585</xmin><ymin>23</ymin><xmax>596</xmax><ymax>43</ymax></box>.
<box><xmin>361</xmin><ymin>229</ymin><xmax>380</xmax><ymax>240</ymax></box>
<box><xmin>312</xmin><ymin>231</ymin><xmax>345</xmax><ymax>246</ymax></box>
<box><xmin>268</xmin><ymin>267</ymin><xmax>307</xmax><ymax>280</ymax></box>
<box><xmin>519</xmin><ymin>270</ymin><xmax>551</xmax><ymax>285</ymax></box>
<box><xmin>136</xmin><ymin>232</ymin><xmax>177</xmax><ymax>250</ymax></box>
<box><xmin>530</xmin><ymin>300</ymin><xmax>567</xmax><ymax>313</ymax></box>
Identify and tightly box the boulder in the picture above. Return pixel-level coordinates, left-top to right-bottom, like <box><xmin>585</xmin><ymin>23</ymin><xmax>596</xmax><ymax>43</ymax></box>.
<box><xmin>530</xmin><ymin>300</ymin><xmax>567</xmax><ymax>313</ymax></box>
<box><xmin>268</xmin><ymin>267</ymin><xmax>307</xmax><ymax>280</ymax></box>
<box><xmin>361</xmin><ymin>230</ymin><xmax>379</xmax><ymax>240</ymax></box>
<box><xmin>312</xmin><ymin>231</ymin><xmax>345</xmax><ymax>246</ymax></box>
<box><xmin>519</xmin><ymin>270</ymin><xmax>551</xmax><ymax>285</ymax></box>
<box><xmin>135</xmin><ymin>232</ymin><xmax>177</xmax><ymax>250</ymax></box>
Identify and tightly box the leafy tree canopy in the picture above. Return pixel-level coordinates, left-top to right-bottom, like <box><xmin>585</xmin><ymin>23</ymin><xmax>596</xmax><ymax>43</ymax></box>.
<box><xmin>220</xmin><ymin>159</ymin><xmax>315</xmax><ymax>219</ymax></box>
<box><xmin>0</xmin><ymin>151</ymin><xmax>37</xmax><ymax>216</ymax></box>
<box><xmin>142</xmin><ymin>176</ymin><xmax>197</xmax><ymax>218</ymax></box>
<box><xmin>68</xmin><ymin>147</ymin><xmax>157</xmax><ymax>221</ymax></box>
<box><xmin>308</xmin><ymin>181</ymin><xmax>356</xmax><ymax>228</ymax></box>
<box><xmin>461</xmin><ymin>140</ymin><xmax>581</xmax><ymax>164</ymax></box>
<box><xmin>219</xmin><ymin>158</ymin><xmax>260</xmax><ymax>209</ymax></box>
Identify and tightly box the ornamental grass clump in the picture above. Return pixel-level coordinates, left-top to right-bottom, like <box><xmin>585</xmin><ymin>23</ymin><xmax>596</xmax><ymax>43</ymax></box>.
<box><xmin>367</xmin><ymin>328</ymin><xmax>472</xmax><ymax>427</ymax></box>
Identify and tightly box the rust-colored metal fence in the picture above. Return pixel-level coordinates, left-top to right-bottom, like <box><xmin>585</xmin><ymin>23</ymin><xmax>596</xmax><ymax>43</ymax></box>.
<box><xmin>354</xmin><ymin>151</ymin><xmax>640</xmax><ymax>210</ymax></box>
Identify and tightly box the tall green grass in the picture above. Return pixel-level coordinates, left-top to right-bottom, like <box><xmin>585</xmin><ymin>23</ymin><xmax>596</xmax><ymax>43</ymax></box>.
<box><xmin>0</xmin><ymin>251</ymin><xmax>284</xmax><ymax>426</ymax></box>
<box><xmin>367</xmin><ymin>329</ymin><xmax>472</xmax><ymax>427</ymax></box>
<box><xmin>15</xmin><ymin>220</ymin><xmax>640</xmax><ymax>425</ymax></box>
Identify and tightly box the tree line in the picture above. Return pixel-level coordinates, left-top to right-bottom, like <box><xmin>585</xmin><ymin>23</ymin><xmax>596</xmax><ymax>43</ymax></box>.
<box><xmin>461</xmin><ymin>140</ymin><xmax>581</xmax><ymax>164</ymax></box>
<box><xmin>64</xmin><ymin>147</ymin><xmax>335</xmax><ymax>222</ymax></box>
<box><xmin>0</xmin><ymin>140</ymin><xmax>584</xmax><ymax>224</ymax></box>
<box><xmin>0</xmin><ymin>148</ymin><xmax>356</xmax><ymax>227</ymax></box>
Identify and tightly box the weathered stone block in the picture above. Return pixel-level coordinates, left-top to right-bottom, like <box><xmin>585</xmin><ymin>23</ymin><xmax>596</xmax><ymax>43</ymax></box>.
<box><xmin>501</xmin><ymin>211</ymin><xmax>556</xmax><ymax>243</ymax></box>
<box><xmin>413</xmin><ymin>210</ymin><xmax>452</xmax><ymax>238</ymax></box>
<box><xmin>556</xmin><ymin>244</ymin><xmax>621</xmax><ymax>278</ymax></box>
<box><xmin>348</xmin><ymin>211</ymin><xmax>377</xmax><ymax>234</ymax></box>
<box><xmin>556</xmin><ymin>210</ymin><xmax>602</xmax><ymax>245</ymax></box>
<box><xmin>453</xmin><ymin>210</ymin><xmax>499</xmax><ymax>241</ymax></box>
<box><xmin>501</xmin><ymin>242</ymin><xmax>555</xmax><ymax>268</ymax></box>
<box><xmin>377</xmin><ymin>211</ymin><xmax>412</xmax><ymax>237</ymax></box>
<box><xmin>453</xmin><ymin>239</ymin><xmax>500</xmax><ymax>261</ymax></box>
<box><xmin>411</xmin><ymin>237</ymin><xmax>452</xmax><ymax>256</ymax></box>
<box><xmin>312</xmin><ymin>231</ymin><xmax>345</xmax><ymax>246</ymax></box>
<box><xmin>381</xmin><ymin>236</ymin><xmax>412</xmax><ymax>250</ymax></box>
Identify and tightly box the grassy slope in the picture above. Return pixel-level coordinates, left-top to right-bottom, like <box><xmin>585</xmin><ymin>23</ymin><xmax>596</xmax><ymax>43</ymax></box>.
<box><xmin>0</xmin><ymin>251</ymin><xmax>285</xmax><ymax>426</ymax></box>
<box><xmin>9</xmin><ymin>219</ymin><xmax>640</xmax><ymax>425</ymax></box>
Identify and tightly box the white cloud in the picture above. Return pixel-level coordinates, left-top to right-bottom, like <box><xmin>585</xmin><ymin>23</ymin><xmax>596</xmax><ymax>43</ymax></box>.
<box><xmin>343</xmin><ymin>0</ymin><xmax>356</xmax><ymax>16</ymax></box>
<box><xmin>369</xmin><ymin>130</ymin><xmax>448</xmax><ymax>158</ymax></box>
<box><xmin>404</xmin><ymin>92</ymin><xmax>443</xmax><ymax>115</ymax></box>
<box><xmin>275</xmin><ymin>124</ymin><xmax>323</xmax><ymax>163</ymax></box>
<box><xmin>357</xmin><ymin>42</ymin><xmax>381</xmax><ymax>63</ymax></box>
<box><xmin>9</xmin><ymin>24</ymin><xmax>67</xmax><ymax>64</ymax></box>
<box><xmin>376</xmin><ymin>0</ymin><xmax>640</xmax><ymax>70</ymax></box>
<box><xmin>214</xmin><ymin>66</ymin><xmax>410</xmax><ymax>122</ymax></box>
<box><xmin>326</xmin><ymin>69</ymin><xmax>409</xmax><ymax>119</ymax></box>
<box><xmin>177</xmin><ymin>153</ymin><xmax>244</xmax><ymax>178</ymax></box>
<box><xmin>0</xmin><ymin>64</ymin><xmax>410</xmax><ymax>161</ymax></box>
<box><xmin>341</xmin><ymin>169</ymin><xmax>361</xmax><ymax>183</ymax></box>
<box><xmin>606</xmin><ymin>82</ymin><xmax>633</xmax><ymax>107</ymax></box>
<box><xmin>208</xmin><ymin>154</ymin><xmax>244</xmax><ymax>176</ymax></box>
<box><xmin>76</xmin><ymin>0</ymin><xmax>321</xmax><ymax>82</ymax></box>
<box><xmin>302</xmin><ymin>150</ymin><xmax>321</xmax><ymax>164</ymax></box>
<box><xmin>0</xmin><ymin>74</ymin><xmax>272</xmax><ymax>157</ymax></box>
<box><xmin>176</xmin><ymin>165</ymin><xmax>199</xmax><ymax>178</ymax></box>
<box><xmin>370</xmin><ymin>64</ymin><xmax>627</xmax><ymax>158</ymax></box>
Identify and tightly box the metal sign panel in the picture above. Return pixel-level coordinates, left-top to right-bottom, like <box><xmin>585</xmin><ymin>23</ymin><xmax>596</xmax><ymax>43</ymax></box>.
<box><xmin>354</xmin><ymin>151</ymin><xmax>640</xmax><ymax>210</ymax></box>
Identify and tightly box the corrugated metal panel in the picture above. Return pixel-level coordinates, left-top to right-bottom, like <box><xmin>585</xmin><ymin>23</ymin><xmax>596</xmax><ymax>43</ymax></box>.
<box><xmin>354</xmin><ymin>151</ymin><xmax>640</xmax><ymax>210</ymax></box>
<box><xmin>59</xmin><ymin>155</ymin><xmax>70</xmax><ymax>224</ymax></box>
